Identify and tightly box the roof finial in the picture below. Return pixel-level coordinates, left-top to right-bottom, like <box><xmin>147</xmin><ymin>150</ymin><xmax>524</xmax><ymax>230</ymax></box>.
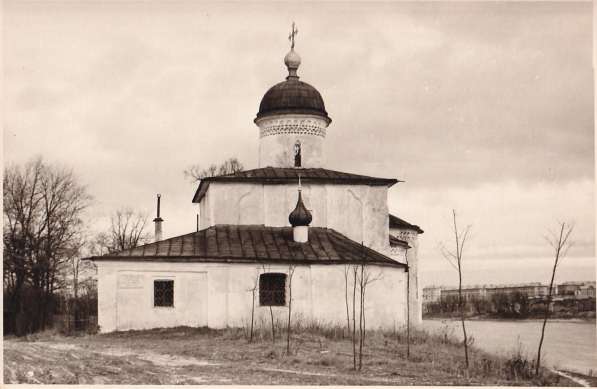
<box><xmin>298</xmin><ymin>173</ymin><xmax>302</xmax><ymax>192</ymax></box>
<box><xmin>288</xmin><ymin>21</ymin><xmax>298</xmax><ymax>49</ymax></box>
<box><xmin>284</xmin><ymin>22</ymin><xmax>301</xmax><ymax>80</ymax></box>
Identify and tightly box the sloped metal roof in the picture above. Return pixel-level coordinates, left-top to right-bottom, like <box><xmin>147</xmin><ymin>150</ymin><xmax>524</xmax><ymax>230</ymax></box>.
<box><xmin>192</xmin><ymin>167</ymin><xmax>400</xmax><ymax>203</ymax></box>
<box><xmin>389</xmin><ymin>214</ymin><xmax>424</xmax><ymax>234</ymax></box>
<box><xmin>89</xmin><ymin>225</ymin><xmax>405</xmax><ymax>269</ymax></box>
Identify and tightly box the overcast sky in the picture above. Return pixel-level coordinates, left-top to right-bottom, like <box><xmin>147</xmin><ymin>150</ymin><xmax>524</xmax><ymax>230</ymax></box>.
<box><xmin>4</xmin><ymin>1</ymin><xmax>594</xmax><ymax>287</ymax></box>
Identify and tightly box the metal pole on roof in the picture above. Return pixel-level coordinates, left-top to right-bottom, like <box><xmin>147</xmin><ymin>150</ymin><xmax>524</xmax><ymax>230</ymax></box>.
<box><xmin>153</xmin><ymin>194</ymin><xmax>163</xmax><ymax>242</ymax></box>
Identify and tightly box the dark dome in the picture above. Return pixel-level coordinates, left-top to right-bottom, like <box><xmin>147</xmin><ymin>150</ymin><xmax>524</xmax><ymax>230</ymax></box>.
<box><xmin>289</xmin><ymin>191</ymin><xmax>312</xmax><ymax>227</ymax></box>
<box><xmin>255</xmin><ymin>79</ymin><xmax>331</xmax><ymax>123</ymax></box>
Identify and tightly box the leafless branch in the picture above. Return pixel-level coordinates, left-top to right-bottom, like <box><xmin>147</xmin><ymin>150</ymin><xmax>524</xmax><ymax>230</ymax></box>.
<box><xmin>438</xmin><ymin>209</ymin><xmax>471</xmax><ymax>369</ymax></box>
<box><xmin>536</xmin><ymin>221</ymin><xmax>574</xmax><ymax>376</ymax></box>
<box><xmin>184</xmin><ymin>157</ymin><xmax>244</xmax><ymax>181</ymax></box>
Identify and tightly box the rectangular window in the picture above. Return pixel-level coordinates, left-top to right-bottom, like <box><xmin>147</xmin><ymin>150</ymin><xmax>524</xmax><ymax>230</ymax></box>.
<box><xmin>259</xmin><ymin>273</ymin><xmax>286</xmax><ymax>306</ymax></box>
<box><xmin>154</xmin><ymin>280</ymin><xmax>174</xmax><ymax>307</ymax></box>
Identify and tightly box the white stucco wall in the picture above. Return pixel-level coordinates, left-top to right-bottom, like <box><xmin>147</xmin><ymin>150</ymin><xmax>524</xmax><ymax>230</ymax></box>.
<box><xmin>259</xmin><ymin>132</ymin><xmax>325</xmax><ymax>168</ymax></box>
<box><xmin>96</xmin><ymin>260</ymin><xmax>407</xmax><ymax>333</ymax></box>
<box><xmin>199</xmin><ymin>182</ymin><xmax>390</xmax><ymax>253</ymax></box>
<box><xmin>390</xmin><ymin>228</ymin><xmax>422</xmax><ymax>327</ymax></box>
<box><xmin>256</xmin><ymin>114</ymin><xmax>329</xmax><ymax>168</ymax></box>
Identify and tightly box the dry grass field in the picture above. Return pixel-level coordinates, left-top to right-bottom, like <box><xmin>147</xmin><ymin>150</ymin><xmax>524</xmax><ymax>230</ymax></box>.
<box><xmin>3</xmin><ymin>325</ymin><xmax>578</xmax><ymax>385</ymax></box>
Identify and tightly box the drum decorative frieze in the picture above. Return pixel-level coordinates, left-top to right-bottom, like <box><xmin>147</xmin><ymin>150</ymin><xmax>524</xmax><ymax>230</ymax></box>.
<box><xmin>258</xmin><ymin>117</ymin><xmax>327</xmax><ymax>138</ymax></box>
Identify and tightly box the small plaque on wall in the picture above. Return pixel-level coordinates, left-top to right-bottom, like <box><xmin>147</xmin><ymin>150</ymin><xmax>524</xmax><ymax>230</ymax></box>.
<box><xmin>118</xmin><ymin>274</ymin><xmax>144</xmax><ymax>289</ymax></box>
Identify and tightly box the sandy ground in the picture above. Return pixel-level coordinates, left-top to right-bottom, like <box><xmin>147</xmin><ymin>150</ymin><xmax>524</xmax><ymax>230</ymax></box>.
<box><xmin>3</xmin><ymin>327</ymin><xmax>581</xmax><ymax>385</ymax></box>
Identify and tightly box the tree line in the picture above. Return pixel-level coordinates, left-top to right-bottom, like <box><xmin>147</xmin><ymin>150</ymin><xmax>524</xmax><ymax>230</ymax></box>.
<box><xmin>3</xmin><ymin>158</ymin><xmax>153</xmax><ymax>335</ymax></box>
<box><xmin>425</xmin><ymin>291</ymin><xmax>538</xmax><ymax>319</ymax></box>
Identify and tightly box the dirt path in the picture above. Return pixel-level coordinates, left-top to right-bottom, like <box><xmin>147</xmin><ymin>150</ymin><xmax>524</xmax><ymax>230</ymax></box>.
<box><xmin>3</xmin><ymin>339</ymin><xmax>225</xmax><ymax>384</ymax></box>
<box><xmin>4</xmin><ymin>338</ymin><xmax>409</xmax><ymax>385</ymax></box>
<box><xmin>549</xmin><ymin>369</ymin><xmax>591</xmax><ymax>388</ymax></box>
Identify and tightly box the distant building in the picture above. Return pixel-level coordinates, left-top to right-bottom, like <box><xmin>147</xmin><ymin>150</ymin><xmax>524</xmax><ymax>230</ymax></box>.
<box><xmin>441</xmin><ymin>286</ymin><xmax>486</xmax><ymax>301</ymax></box>
<box><xmin>558</xmin><ymin>281</ymin><xmax>584</xmax><ymax>296</ymax></box>
<box><xmin>422</xmin><ymin>286</ymin><xmax>442</xmax><ymax>303</ymax></box>
<box><xmin>423</xmin><ymin>281</ymin><xmax>596</xmax><ymax>305</ymax></box>
<box><xmin>575</xmin><ymin>282</ymin><xmax>596</xmax><ymax>299</ymax></box>
<box><xmin>485</xmin><ymin>283</ymin><xmax>548</xmax><ymax>299</ymax></box>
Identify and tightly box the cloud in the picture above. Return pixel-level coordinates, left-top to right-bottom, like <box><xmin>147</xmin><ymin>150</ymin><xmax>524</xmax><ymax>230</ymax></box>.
<box><xmin>392</xmin><ymin>178</ymin><xmax>594</xmax><ymax>262</ymax></box>
<box><xmin>320</xmin><ymin>2</ymin><xmax>593</xmax><ymax>188</ymax></box>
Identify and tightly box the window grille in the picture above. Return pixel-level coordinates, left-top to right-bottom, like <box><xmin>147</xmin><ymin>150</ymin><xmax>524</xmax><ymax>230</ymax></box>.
<box><xmin>154</xmin><ymin>280</ymin><xmax>174</xmax><ymax>307</ymax></box>
<box><xmin>259</xmin><ymin>273</ymin><xmax>286</xmax><ymax>306</ymax></box>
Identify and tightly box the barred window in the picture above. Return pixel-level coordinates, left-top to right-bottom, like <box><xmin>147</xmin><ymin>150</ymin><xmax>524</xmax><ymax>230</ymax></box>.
<box><xmin>154</xmin><ymin>280</ymin><xmax>174</xmax><ymax>307</ymax></box>
<box><xmin>259</xmin><ymin>273</ymin><xmax>286</xmax><ymax>306</ymax></box>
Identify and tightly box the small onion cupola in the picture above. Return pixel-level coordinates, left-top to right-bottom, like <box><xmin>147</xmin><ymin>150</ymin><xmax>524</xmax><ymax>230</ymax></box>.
<box><xmin>289</xmin><ymin>190</ymin><xmax>312</xmax><ymax>227</ymax></box>
<box><xmin>289</xmin><ymin>178</ymin><xmax>312</xmax><ymax>243</ymax></box>
<box><xmin>284</xmin><ymin>46</ymin><xmax>301</xmax><ymax>80</ymax></box>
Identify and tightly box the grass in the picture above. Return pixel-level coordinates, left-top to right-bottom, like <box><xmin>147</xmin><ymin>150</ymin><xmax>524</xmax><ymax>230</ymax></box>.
<box><xmin>3</xmin><ymin>322</ymin><xmax>574</xmax><ymax>385</ymax></box>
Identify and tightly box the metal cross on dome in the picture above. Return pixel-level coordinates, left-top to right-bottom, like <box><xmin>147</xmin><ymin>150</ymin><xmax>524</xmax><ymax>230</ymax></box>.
<box><xmin>288</xmin><ymin>22</ymin><xmax>298</xmax><ymax>49</ymax></box>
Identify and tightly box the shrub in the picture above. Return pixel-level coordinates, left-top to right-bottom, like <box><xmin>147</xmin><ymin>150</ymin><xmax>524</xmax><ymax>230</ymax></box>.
<box><xmin>503</xmin><ymin>342</ymin><xmax>534</xmax><ymax>381</ymax></box>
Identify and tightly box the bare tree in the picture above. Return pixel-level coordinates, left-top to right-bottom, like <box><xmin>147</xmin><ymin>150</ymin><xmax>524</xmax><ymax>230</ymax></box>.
<box><xmin>535</xmin><ymin>222</ymin><xmax>573</xmax><ymax>376</ymax></box>
<box><xmin>65</xmin><ymin>239</ymin><xmax>86</xmax><ymax>330</ymax></box>
<box><xmin>343</xmin><ymin>264</ymin><xmax>352</xmax><ymax>337</ymax></box>
<box><xmin>357</xmin><ymin>260</ymin><xmax>382</xmax><ymax>371</ymax></box>
<box><xmin>3</xmin><ymin>157</ymin><xmax>91</xmax><ymax>333</ymax></box>
<box><xmin>184</xmin><ymin>157</ymin><xmax>244</xmax><ymax>181</ymax></box>
<box><xmin>286</xmin><ymin>264</ymin><xmax>296</xmax><ymax>355</ymax></box>
<box><xmin>87</xmin><ymin>232</ymin><xmax>112</xmax><ymax>257</ymax></box>
<box><xmin>68</xmin><ymin>233</ymin><xmax>101</xmax><ymax>329</ymax></box>
<box><xmin>3</xmin><ymin>159</ymin><xmax>43</xmax><ymax>334</ymax></box>
<box><xmin>405</xmin><ymin>247</ymin><xmax>411</xmax><ymax>359</ymax></box>
<box><xmin>358</xmin><ymin>262</ymin><xmax>365</xmax><ymax>370</ymax></box>
<box><xmin>247</xmin><ymin>270</ymin><xmax>260</xmax><ymax>343</ymax></box>
<box><xmin>347</xmin><ymin>244</ymin><xmax>383</xmax><ymax>371</ymax></box>
<box><xmin>94</xmin><ymin>208</ymin><xmax>150</xmax><ymax>254</ymax></box>
<box><xmin>351</xmin><ymin>264</ymin><xmax>358</xmax><ymax>370</ymax></box>
<box><xmin>439</xmin><ymin>210</ymin><xmax>471</xmax><ymax>369</ymax></box>
<box><xmin>261</xmin><ymin>265</ymin><xmax>276</xmax><ymax>343</ymax></box>
<box><xmin>110</xmin><ymin>208</ymin><xmax>150</xmax><ymax>251</ymax></box>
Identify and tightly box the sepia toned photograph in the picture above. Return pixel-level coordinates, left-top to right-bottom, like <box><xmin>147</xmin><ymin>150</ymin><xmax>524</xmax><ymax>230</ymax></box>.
<box><xmin>3</xmin><ymin>1</ymin><xmax>595</xmax><ymax>386</ymax></box>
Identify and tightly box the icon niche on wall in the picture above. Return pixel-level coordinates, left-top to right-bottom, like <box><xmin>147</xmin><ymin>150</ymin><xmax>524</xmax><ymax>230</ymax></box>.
<box><xmin>294</xmin><ymin>140</ymin><xmax>302</xmax><ymax>167</ymax></box>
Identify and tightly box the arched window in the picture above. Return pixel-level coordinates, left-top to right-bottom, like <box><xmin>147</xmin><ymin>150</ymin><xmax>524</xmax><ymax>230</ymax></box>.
<box><xmin>294</xmin><ymin>141</ymin><xmax>302</xmax><ymax>167</ymax></box>
<box><xmin>259</xmin><ymin>273</ymin><xmax>287</xmax><ymax>306</ymax></box>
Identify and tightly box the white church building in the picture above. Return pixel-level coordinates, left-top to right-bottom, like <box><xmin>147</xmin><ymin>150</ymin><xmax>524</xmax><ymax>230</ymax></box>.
<box><xmin>91</xmin><ymin>35</ymin><xmax>424</xmax><ymax>333</ymax></box>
